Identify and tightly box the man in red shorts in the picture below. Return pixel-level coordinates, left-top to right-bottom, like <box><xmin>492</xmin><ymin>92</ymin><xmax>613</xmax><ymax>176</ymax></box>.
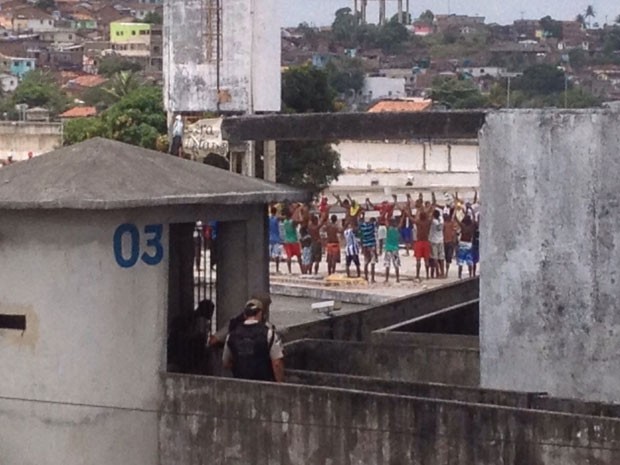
<box><xmin>282</xmin><ymin>208</ymin><xmax>302</xmax><ymax>274</ymax></box>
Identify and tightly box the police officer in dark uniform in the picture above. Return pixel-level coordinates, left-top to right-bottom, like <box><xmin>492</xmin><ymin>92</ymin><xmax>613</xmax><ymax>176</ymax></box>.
<box><xmin>222</xmin><ymin>299</ymin><xmax>284</xmax><ymax>382</ymax></box>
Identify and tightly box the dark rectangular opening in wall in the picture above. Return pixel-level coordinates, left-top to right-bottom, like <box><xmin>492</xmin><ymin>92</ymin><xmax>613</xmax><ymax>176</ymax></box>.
<box><xmin>0</xmin><ymin>314</ymin><xmax>26</xmax><ymax>330</ymax></box>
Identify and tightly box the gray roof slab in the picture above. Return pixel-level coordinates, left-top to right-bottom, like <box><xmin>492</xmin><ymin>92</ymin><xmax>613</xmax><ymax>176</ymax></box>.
<box><xmin>0</xmin><ymin>138</ymin><xmax>308</xmax><ymax>210</ymax></box>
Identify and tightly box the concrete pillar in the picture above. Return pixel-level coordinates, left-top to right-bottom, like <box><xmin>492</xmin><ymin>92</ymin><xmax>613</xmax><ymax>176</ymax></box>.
<box><xmin>379</xmin><ymin>0</ymin><xmax>386</xmax><ymax>25</ymax></box>
<box><xmin>263</xmin><ymin>140</ymin><xmax>276</xmax><ymax>182</ymax></box>
<box><xmin>397</xmin><ymin>0</ymin><xmax>403</xmax><ymax>23</ymax></box>
<box><xmin>406</xmin><ymin>0</ymin><xmax>410</xmax><ymax>23</ymax></box>
<box><xmin>245</xmin><ymin>205</ymin><xmax>269</xmax><ymax>298</ymax></box>
<box><xmin>361</xmin><ymin>0</ymin><xmax>367</xmax><ymax>23</ymax></box>
<box><xmin>215</xmin><ymin>221</ymin><xmax>247</xmax><ymax>329</ymax></box>
<box><xmin>215</xmin><ymin>208</ymin><xmax>268</xmax><ymax>330</ymax></box>
<box><xmin>242</xmin><ymin>141</ymin><xmax>255</xmax><ymax>177</ymax></box>
<box><xmin>480</xmin><ymin>110</ymin><xmax>620</xmax><ymax>403</ymax></box>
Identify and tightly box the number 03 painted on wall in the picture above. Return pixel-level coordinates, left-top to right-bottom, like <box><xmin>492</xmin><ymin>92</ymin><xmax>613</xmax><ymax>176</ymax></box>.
<box><xmin>113</xmin><ymin>223</ymin><xmax>164</xmax><ymax>268</ymax></box>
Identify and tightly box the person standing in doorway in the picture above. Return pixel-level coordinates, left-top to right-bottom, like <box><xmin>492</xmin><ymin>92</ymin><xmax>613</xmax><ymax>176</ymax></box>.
<box><xmin>223</xmin><ymin>299</ymin><xmax>284</xmax><ymax>382</ymax></box>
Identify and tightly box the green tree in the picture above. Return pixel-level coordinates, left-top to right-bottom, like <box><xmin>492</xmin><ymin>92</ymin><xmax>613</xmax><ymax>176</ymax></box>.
<box><xmin>575</xmin><ymin>14</ymin><xmax>586</xmax><ymax>28</ymax></box>
<box><xmin>142</xmin><ymin>11</ymin><xmax>163</xmax><ymax>24</ymax></box>
<box><xmin>430</xmin><ymin>77</ymin><xmax>488</xmax><ymax>109</ymax></box>
<box><xmin>277</xmin><ymin>141</ymin><xmax>342</xmax><ymax>192</ymax></box>
<box><xmin>332</xmin><ymin>7</ymin><xmax>358</xmax><ymax>45</ymax></box>
<box><xmin>418</xmin><ymin>9</ymin><xmax>435</xmax><ymax>24</ymax></box>
<box><xmin>513</xmin><ymin>64</ymin><xmax>566</xmax><ymax>95</ymax></box>
<box><xmin>97</xmin><ymin>56</ymin><xmax>142</xmax><ymax>77</ymax></box>
<box><xmin>63</xmin><ymin>117</ymin><xmax>107</xmax><ymax>146</ymax></box>
<box><xmin>540</xmin><ymin>16</ymin><xmax>563</xmax><ymax>39</ymax></box>
<box><xmin>585</xmin><ymin>5</ymin><xmax>595</xmax><ymax>27</ymax></box>
<box><xmin>376</xmin><ymin>19</ymin><xmax>409</xmax><ymax>53</ymax></box>
<box><xmin>282</xmin><ymin>65</ymin><xmax>335</xmax><ymax>113</ymax></box>
<box><xmin>279</xmin><ymin>65</ymin><xmax>342</xmax><ymax>191</ymax></box>
<box><xmin>325</xmin><ymin>57</ymin><xmax>365</xmax><ymax>94</ymax></box>
<box><xmin>35</xmin><ymin>0</ymin><xmax>55</xmax><ymax>11</ymax></box>
<box><xmin>602</xmin><ymin>25</ymin><xmax>620</xmax><ymax>54</ymax></box>
<box><xmin>103</xmin><ymin>85</ymin><xmax>166</xmax><ymax>149</ymax></box>
<box><xmin>103</xmin><ymin>71</ymin><xmax>141</xmax><ymax>101</ymax></box>
<box><xmin>12</xmin><ymin>70</ymin><xmax>68</xmax><ymax>116</ymax></box>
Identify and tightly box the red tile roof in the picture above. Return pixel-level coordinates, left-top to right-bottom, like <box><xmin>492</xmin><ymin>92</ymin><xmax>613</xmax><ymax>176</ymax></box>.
<box><xmin>368</xmin><ymin>98</ymin><xmax>433</xmax><ymax>113</ymax></box>
<box><xmin>69</xmin><ymin>74</ymin><xmax>108</xmax><ymax>88</ymax></box>
<box><xmin>60</xmin><ymin>106</ymin><xmax>97</xmax><ymax>118</ymax></box>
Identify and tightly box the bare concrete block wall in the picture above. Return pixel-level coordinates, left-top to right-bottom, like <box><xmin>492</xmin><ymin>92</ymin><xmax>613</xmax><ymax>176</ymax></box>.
<box><xmin>285</xmin><ymin>339</ymin><xmax>480</xmax><ymax>386</ymax></box>
<box><xmin>160</xmin><ymin>374</ymin><xmax>620</xmax><ymax>465</ymax></box>
<box><xmin>480</xmin><ymin>110</ymin><xmax>620</xmax><ymax>402</ymax></box>
<box><xmin>282</xmin><ymin>277</ymin><xmax>479</xmax><ymax>342</ymax></box>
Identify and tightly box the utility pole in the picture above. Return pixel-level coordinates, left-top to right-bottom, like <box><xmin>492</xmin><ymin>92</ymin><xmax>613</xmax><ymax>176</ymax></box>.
<box><xmin>397</xmin><ymin>0</ymin><xmax>403</xmax><ymax>23</ymax></box>
<box><xmin>379</xmin><ymin>0</ymin><xmax>385</xmax><ymax>25</ymax></box>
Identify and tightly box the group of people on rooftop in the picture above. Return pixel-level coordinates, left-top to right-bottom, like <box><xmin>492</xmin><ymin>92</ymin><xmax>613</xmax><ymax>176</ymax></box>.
<box><xmin>269</xmin><ymin>191</ymin><xmax>481</xmax><ymax>283</ymax></box>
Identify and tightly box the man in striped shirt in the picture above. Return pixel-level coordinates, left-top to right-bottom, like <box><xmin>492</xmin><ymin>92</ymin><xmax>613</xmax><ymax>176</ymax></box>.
<box><xmin>344</xmin><ymin>221</ymin><xmax>361</xmax><ymax>278</ymax></box>
<box><xmin>358</xmin><ymin>211</ymin><xmax>378</xmax><ymax>283</ymax></box>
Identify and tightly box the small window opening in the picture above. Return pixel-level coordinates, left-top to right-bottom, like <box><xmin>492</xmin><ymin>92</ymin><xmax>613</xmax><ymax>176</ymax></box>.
<box><xmin>0</xmin><ymin>314</ymin><xmax>26</xmax><ymax>330</ymax></box>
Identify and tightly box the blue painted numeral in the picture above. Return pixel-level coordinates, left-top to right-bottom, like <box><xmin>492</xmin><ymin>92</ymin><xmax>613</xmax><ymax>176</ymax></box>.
<box><xmin>113</xmin><ymin>223</ymin><xmax>164</xmax><ymax>268</ymax></box>
<box><xmin>141</xmin><ymin>224</ymin><xmax>164</xmax><ymax>266</ymax></box>
<box><xmin>113</xmin><ymin>223</ymin><xmax>140</xmax><ymax>268</ymax></box>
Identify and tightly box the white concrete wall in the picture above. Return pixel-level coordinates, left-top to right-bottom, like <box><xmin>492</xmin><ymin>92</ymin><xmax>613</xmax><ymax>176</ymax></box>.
<box><xmin>0</xmin><ymin>209</ymin><xmax>168</xmax><ymax>465</ymax></box>
<box><xmin>0</xmin><ymin>122</ymin><xmax>63</xmax><ymax>160</ymax></box>
<box><xmin>332</xmin><ymin>139</ymin><xmax>479</xmax><ymax>189</ymax></box>
<box><xmin>480</xmin><ymin>110</ymin><xmax>620</xmax><ymax>403</ymax></box>
<box><xmin>164</xmin><ymin>0</ymin><xmax>281</xmax><ymax>112</ymax></box>
<box><xmin>362</xmin><ymin>76</ymin><xmax>406</xmax><ymax>100</ymax></box>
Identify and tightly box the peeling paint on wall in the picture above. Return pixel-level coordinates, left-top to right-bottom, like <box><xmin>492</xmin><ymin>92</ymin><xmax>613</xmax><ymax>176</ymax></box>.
<box><xmin>163</xmin><ymin>0</ymin><xmax>281</xmax><ymax>113</ymax></box>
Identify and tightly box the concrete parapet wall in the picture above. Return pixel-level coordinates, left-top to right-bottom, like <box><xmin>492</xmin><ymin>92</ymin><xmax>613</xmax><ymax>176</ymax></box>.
<box><xmin>480</xmin><ymin>110</ymin><xmax>620</xmax><ymax>403</ymax></box>
<box><xmin>370</xmin><ymin>331</ymin><xmax>479</xmax><ymax>349</ymax></box>
<box><xmin>286</xmin><ymin>370</ymin><xmax>620</xmax><ymax>419</ymax></box>
<box><xmin>285</xmin><ymin>339</ymin><xmax>480</xmax><ymax>386</ymax></box>
<box><xmin>281</xmin><ymin>277</ymin><xmax>479</xmax><ymax>342</ymax></box>
<box><xmin>0</xmin><ymin>122</ymin><xmax>62</xmax><ymax>160</ymax></box>
<box><xmin>160</xmin><ymin>373</ymin><xmax>620</xmax><ymax>465</ymax></box>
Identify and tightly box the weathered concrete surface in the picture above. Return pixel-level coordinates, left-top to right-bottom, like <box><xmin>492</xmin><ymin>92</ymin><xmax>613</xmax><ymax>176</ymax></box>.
<box><xmin>0</xmin><ymin>121</ymin><xmax>62</xmax><ymax>160</ymax></box>
<box><xmin>160</xmin><ymin>373</ymin><xmax>620</xmax><ymax>465</ymax></box>
<box><xmin>480</xmin><ymin>110</ymin><xmax>620</xmax><ymax>402</ymax></box>
<box><xmin>286</xmin><ymin>370</ymin><xmax>620</xmax><ymax>419</ymax></box>
<box><xmin>371</xmin><ymin>331</ymin><xmax>479</xmax><ymax>349</ymax></box>
<box><xmin>281</xmin><ymin>277</ymin><xmax>479</xmax><ymax>342</ymax></box>
<box><xmin>377</xmin><ymin>299</ymin><xmax>479</xmax><ymax>336</ymax></box>
<box><xmin>0</xmin><ymin>209</ymin><xmax>167</xmax><ymax>465</ymax></box>
<box><xmin>222</xmin><ymin>111</ymin><xmax>487</xmax><ymax>142</ymax></box>
<box><xmin>285</xmin><ymin>338</ymin><xmax>480</xmax><ymax>386</ymax></box>
<box><xmin>164</xmin><ymin>0</ymin><xmax>280</xmax><ymax>112</ymax></box>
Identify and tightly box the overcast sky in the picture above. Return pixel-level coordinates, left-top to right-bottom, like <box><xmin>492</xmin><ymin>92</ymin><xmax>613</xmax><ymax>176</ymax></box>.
<box><xmin>279</xmin><ymin>0</ymin><xmax>618</xmax><ymax>27</ymax></box>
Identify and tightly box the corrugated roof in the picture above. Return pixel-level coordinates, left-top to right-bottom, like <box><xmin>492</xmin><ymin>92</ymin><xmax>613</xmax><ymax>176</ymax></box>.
<box><xmin>0</xmin><ymin>138</ymin><xmax>308</xmax><ymax>210</ymax></box>
<box><xmin>368</xmin><ymin>99</ymin><xmax>433</xmax><ymax>113</ymax></box>
<box><xmin>60</xmin><ymin>106</ymin><xmax>97</xmax><ymax>118</ymax></box>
